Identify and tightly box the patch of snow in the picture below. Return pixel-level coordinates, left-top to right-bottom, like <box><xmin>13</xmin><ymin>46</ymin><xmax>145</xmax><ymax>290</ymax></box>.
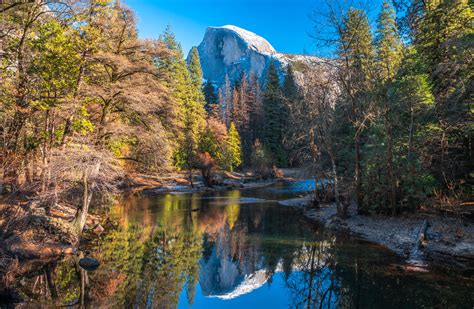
<box><xmin>273</xmin><ymin>53</ymin><xmax>322</xmax><ymax>66</ymax></box>
<box><xmin>212</xmin><ymin>25</ymin><xmax>276</xmax><ymax>55</ymax></box>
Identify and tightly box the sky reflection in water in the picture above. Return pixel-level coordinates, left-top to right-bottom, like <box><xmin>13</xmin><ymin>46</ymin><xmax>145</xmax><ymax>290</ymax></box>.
<box><xmin>12</xmin><ymin>181</ymin><xmax>474</xmax><ymax>308</ymax></box>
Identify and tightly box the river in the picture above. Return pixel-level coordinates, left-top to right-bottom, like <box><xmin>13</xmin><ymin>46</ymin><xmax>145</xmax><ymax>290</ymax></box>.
<box><xmin>7</xmin><ymin>181</ymin><xmax>473</xmax><ymax>308</ymax></box>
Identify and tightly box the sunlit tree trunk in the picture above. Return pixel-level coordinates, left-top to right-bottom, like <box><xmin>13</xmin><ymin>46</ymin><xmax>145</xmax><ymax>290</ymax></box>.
<box><xmin>73</xmin><ymin>162</ymin><xmax>100</xmax><ymax>235</ymax></box>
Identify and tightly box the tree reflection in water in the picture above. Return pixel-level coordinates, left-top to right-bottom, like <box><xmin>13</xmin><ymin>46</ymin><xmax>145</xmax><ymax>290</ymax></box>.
<box><xmin>284</xmin><ymin>236</ymin><xmax>338</xmax><ymax>309</ymax></box>
<box><xmin>10</xmin><ymin>189</ymin><xmax>474</xmax><ymax>308</ymax></box>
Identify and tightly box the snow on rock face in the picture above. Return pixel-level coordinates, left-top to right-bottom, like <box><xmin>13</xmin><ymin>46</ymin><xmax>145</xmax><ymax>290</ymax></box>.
<box><xmin>219</xmin><ymin>25</ymin><xmax>276</xmax><ymax>54</ymax></box>
<box><xmin>192</xmin><ymin>25</ymin><xmax>324</xmax><ymax>87</ymax></box>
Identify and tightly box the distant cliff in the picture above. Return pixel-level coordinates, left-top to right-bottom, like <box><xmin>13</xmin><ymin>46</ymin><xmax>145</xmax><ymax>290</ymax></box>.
<box><xmin>189</xmin><ymin>25</ymin><xmax>325</xmax><ymax>86</ymax></box>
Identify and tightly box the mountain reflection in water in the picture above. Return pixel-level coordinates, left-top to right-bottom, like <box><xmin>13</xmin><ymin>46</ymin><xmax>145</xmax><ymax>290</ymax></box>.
<box><xmin>10</xmin><ymin>182</ymin><xmax>474</xmax><ymax>308</ymax></box>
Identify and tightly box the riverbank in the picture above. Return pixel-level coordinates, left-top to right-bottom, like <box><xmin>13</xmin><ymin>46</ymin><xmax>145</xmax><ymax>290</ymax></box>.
<box><xmin>279</xmin><ymin>195</ymin><xmax>474</xmax><ymax>276</ymax></box>
<box><xmin>123</xmin><ymin>170</ymin><xmax>282</xmax><ymax>194</ymax></box>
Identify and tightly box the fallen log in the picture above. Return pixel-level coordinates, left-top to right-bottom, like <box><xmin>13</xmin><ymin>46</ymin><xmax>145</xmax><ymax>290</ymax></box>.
<box><xmin>416</xmin><ymin>219</ymin><xmax>429</xmax><ymax>249</ymax></box>
<box><xmin>406</xmin><ymin>219</ymin><xmax>429</xmax><ymax>267</ymax></box>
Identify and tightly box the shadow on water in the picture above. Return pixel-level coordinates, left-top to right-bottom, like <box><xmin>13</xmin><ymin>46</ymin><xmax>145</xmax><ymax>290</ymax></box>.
<box><xmin>6</xmin><ymin>181</ymin><xmax>474</xmax><ymax>308</ymax></box>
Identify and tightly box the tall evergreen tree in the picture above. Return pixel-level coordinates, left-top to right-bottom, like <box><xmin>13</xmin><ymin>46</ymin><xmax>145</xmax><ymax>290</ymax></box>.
<box><xmin>282</xmin><ymin>65</ymin><xmax>300</xmax><ymax>101</ymax></box>
<box><xmin>263</xmin><ymin>63</ymin><xmax>287</xmax><ymax>166</ymax></box>
<box><xmin>376</xmin><ymin>0</ymin><xmax>403</xmax><ymax>81</ymax></box>
<box><xmin>188</xmin><ymin>47</ymin><xmax>203</xmax><ymax>89</ymax></box>
<box><xmin>340</xmin><ymin>8</ymin><xmax>375</xmax><ymax>90</ymax></box>
<box><xmin>159</xmin><ymin>28</ymin><xmax>206</xmax><ymax>172</ymax></box>
<box><xmin>336</xmin><ymin>8</ymin><xmax>375</xmax><ymax>212</ymax></box>
<box><xmin>157</xmin><ymin>26</ymin><xmax>189</xmax><ymax>134</ymax></box>
<box><xmin>203</xmin><ymin>79</ymin><xmax>218</xmax><ymax>114</ymax></box>
<box><xmin>374</xmin><ymin>0</ymin><xmax>404</xmax><ymax>214</ymax></box>
<box><xmin>183</xmin><ymin>44</ymin><xmax>206</xmax><ymax>169</ymax></box>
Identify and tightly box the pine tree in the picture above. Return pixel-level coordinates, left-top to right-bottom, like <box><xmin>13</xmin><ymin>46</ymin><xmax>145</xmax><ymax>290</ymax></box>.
<box><xmin>282</xmin><ymin>64</ymin><xmax>299</xmax><ymax>101</ymax></box>
<box><xmin>262</xmin><ymin>62</ymin><xmax>286</xmax><ymax>166</ymax></box>
<box><xmin>336</xmin><ymin>8</ymin><xmax>375</xmax><ymax>212</ymax></box>
<box><xmin>202</xmin><ymin>79</ymin><xmax>218</xmax><ymax>114</ymax></box>
<box><xmin>375</xmin><ymin>0</ymin><xmax>403</xmax><ymax>81</ymax></box>
<box><xmin>188</xmin><ymin>47</ymin><xmax>203</xmax><ymax>89</ymax></box>
<box><xmin>186</xmin><ymin>47</ymin><xmax>207</xmax><ymax>123</ymax></box>
<box><xmin>159</xmin><ymin>28</ymin><xmax>206</xmax><ymax>172</ymax></box>
<box><xmin>157</xmin><ymin>25</ymin><xmax>189</xmax><ymax>133</ymax></box>
<box><xmin>184</xmin><ymin>44</ymin><xmax>207</xmax><ymax>170</ymax></box>
<box><xmin>157</xmin><ymin>25</ymin><xmax>184</xmax><ymax>89</ymax></box>
<box><xmin>339</xmin><ymin>8</ymin><xmax>375</xmax><ymax>90</ymax></box>
<box><xmin>374</xmin><ymin>0</ymin><xmax>403</xmax><ymax>214</ymax></box>
<box><xmin>224</xmin><ymin>122</ymin><xmax>242</xmax><ymax>171</ymax></box>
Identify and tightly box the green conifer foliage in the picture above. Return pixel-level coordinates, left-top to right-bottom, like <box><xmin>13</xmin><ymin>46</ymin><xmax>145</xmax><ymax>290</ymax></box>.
<box><xmin>203</xmin><ymin>79</ymin><xmax>218</xmax><ymax>114</ymax></box>
<box><xmin>282</xmin><ymin>65</ymin><xmax>299</xmax><ymax>101</ymax></box>
<box><xmin>375</xmin><ymin>0</ymin><xmax>403</xmax><ymax>81</ymax></box>
<box><xmin>335</xmin><ymin>8</ymin><xmax>376</xmax><ymax>212</ymax></box>
<box><xmin>224</xmin><ymin>122</ymin><xmax>242</xmax><ymax>171</ymax></box>
<box><xmin>188</xmin><ymin>47</ymin><xmax>203</xmax><ymax>89</ymax></box>
<box><xmin>262</xmin><ymin>63</ymin><xmax>287</xmax><ymax>166</ymax></box>
<box><xmin>159</xmin><ymin>28</ymin><xmax>206</xmax><ymax>170</ymax></box>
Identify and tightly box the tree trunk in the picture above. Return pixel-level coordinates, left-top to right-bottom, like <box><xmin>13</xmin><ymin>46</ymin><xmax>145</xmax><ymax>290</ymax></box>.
<box><xmin>188</xmin><ymin>169</ymin><xmax>194</xmax><ymax>188</ymax></box>
<box><xmin>385</xmin><ymin>115</ymin><xmax>396</xmax><ymax>215</ymax></box>
<box><xmin>0</xmin><ymin>166</ymin><xmax>3</xmax><ymax>196</ymax></box>
<box><xmin>73</xmin><ymin>171</ymin><xmax>93</xmax><ymax>235</ymax></box>
<box><xmin>201</xmin><ymin>167</ymin><xmax>213</xmax><ymax>187</ymax></box>
<box><xmin>314</xmin><ymin>177</ymin><xmax>319</xmax><ymax>206</ymax></box>
<box><xmin>331</xmin><ymin>154</ymin><xmax>343</xmax><ymax>217</ymax></box>
<box><xmin>41</xmin><ymin>110</ymin><xmax>50</xmax><ymax>194</ymax></box>
<box><xmin>408</xmin><ymin>105</ymin><xmax>416</xmax><ymax>210</ymax></box>
<box><xmin>73</xmin><ymin>161</ymin><xmax>100</xmax><ymax>235</ymax></box>
<box><xmin>355</xmin><ymin>135</ymin><xmax>364</xmax><ymax>214</ymax></box>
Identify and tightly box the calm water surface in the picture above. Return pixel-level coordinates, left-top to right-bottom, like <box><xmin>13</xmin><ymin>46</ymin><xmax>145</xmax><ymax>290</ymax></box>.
<box><xmin>10</xmin><ymin>181</ymin><xmax>474</xmax><ymax>308</ymax></box>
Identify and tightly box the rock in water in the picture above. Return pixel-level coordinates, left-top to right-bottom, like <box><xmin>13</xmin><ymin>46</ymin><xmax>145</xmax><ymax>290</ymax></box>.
<box><xmin>190</xmin><ymin>25</ymin><xmax>328</xmax><ymax>87</ymax></box>
<box><xmin>79</xmin><ymin>257</ymin><xmax>100</xmax><ymax>271</ymax></box>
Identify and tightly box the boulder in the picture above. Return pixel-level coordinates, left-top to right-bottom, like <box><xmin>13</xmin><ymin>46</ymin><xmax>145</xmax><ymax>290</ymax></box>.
<box><xmin>79</xmin><ymin>257</ymin><xmax>100</xmax><ymax>271</ymax></box>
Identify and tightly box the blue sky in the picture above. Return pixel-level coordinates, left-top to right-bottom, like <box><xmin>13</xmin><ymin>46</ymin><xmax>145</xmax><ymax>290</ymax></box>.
<box><xmin>123</xmin><ymin>0</ymin><xmax>383</xmax><ymax>57</ymax></box>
